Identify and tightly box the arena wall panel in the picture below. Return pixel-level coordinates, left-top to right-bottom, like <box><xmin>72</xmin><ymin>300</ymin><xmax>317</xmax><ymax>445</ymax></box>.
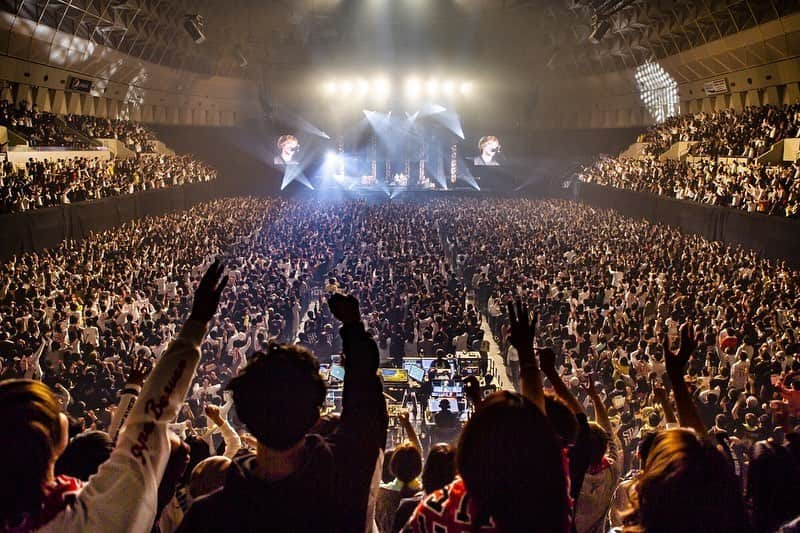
<box><xmin>34</xmin><ymin>86</ymin><xmax>51</xmax><ymax>112</ymax></box>
<box><xmin>577</xmin><ymin>182</ymin><xmax>800</xmax><ymax>267</ymax></box>
<box><xmin>784</xmin><ymin>82</ymin><xmax>800</xmax><ymax>105</ymax></box>
<box><xmin>0</xmin><ymin>181</ymin><xmax>221</xmax><ymax>261</ymax></box>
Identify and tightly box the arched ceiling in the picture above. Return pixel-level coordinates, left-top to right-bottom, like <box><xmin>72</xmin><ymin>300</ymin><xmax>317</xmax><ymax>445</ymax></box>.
<box><xmin>1</xmin><ymin>0</ymin><xmax>798</xmax><ymax>81</ymax></box>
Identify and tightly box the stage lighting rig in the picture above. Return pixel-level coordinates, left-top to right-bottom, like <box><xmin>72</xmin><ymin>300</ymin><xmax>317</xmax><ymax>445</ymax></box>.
<box><xmin>373</xmin><ymin>77</ymin><xmax>390</xmax><ymax>99</ymax></box>
<box><xmin>426</xmin><ymin>79</ymin><xmax>440</xmax><ymax>97</ymax></box>
<box><xmin>588</xmin><ymin>17</ymin><xmax>610</xmax><ymax>44</ymax></box>
<box><xmin>321</xmin><ymin>76</ymin><xmax>474</xmax><ymax>101</ymax></box>
<box><xmin>405</xmin><ymin>77</ymin><xmax>422</xmax><ymax>99</ymax></box>
<box><xmin>184</xmin><ymin>14</ymin><xmax>206</xmax><ymax>44</ymax></box>
<box><xmin>582</xmin><ymin>0</ymin><xmax>635</xmax><ymax>44</ymax></box>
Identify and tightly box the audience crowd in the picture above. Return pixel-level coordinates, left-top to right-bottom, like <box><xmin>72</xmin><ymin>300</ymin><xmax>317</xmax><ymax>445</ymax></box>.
<box><xmin>579</xmin><ymin>156</ymin><xmax>800</xmax><ymax>217</ymax></box>
<box><xmin>1</xmin><ymin>196</ymin><xmax>800</xmax><ymax>532</ymax></box>
<box><xmin>0</xmin><ymin>100</ymin><xmax>93</xmax><ymax>149</ymax></box>
<box><xmin>65</xmin><ymin>115</ymin><xmax>159</xmax><ymax>153</ymax></box>
<box><xmin>0</xmin><ymin>154</ymin><xmax>217</xmax><ymax>213</ymax></box>
<box><xmin>1</xmin><ymin>97</ymin><xmax>162</xmax><ymax>153</ymax></box>
<box><xmin>0</xmin><ymin>97</ymin><xmax>215</xmax><ymax>214</ymax></box>
<box><xmin>582</xmin><ymin>103</ymin><xmax>800</xmax><ymax>218</ymax></box>
<box><xmin>642</xmin><ymin>104</ymin><xmax>800</xmax><ymax>158</ymax></box>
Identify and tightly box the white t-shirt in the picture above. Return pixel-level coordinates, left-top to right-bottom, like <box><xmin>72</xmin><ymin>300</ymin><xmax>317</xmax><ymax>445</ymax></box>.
<box><xmin>507</xmin><ymin>345</ymin><xmax>519</xmax><ymax>363</ymax></box>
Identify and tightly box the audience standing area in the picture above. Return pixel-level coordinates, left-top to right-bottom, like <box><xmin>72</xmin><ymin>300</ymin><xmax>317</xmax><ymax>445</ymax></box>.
<box><xmin>3</xmin><ymin>1</ymin><xmax>800</xmax><ymax>532</ymax></box>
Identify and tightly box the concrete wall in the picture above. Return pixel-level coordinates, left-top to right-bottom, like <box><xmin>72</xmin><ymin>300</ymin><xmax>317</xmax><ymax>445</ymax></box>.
<box><xmin>0</xmin><ymin>17</ymin><xmax>260</xmax><ymax>128</ymax></box>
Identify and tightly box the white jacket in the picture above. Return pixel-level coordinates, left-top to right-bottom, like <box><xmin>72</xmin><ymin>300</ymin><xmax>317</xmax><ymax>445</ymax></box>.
<box><xmin>41</xmin><ymin>320</ymin><xmax>206</xmax><ymax>533</ymax></box>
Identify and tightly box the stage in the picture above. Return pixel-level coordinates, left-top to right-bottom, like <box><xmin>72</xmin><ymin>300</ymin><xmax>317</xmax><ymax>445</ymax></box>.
<box><xmin>269</xmin><ymin>104</ymin><xmax>533</xmax><ymax>193</ymax></box>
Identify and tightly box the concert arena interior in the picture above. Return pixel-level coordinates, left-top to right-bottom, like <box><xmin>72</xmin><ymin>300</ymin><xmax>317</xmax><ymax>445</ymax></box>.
<box><xmin>2</xmin><ymin>1</ymin><xmax>800</xmax><ymax>532</ymax></box>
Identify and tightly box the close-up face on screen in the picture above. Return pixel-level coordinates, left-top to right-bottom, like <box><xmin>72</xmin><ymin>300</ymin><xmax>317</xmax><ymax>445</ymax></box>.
<box><xmin>274</xmin><ymin>134</ymin><xmax>300</xmax><ymax>165</ymax></box>
<box><xmin>474</xmin><ymin>135</ymin><xmax>501</xmax><ymax>166</ymax></box>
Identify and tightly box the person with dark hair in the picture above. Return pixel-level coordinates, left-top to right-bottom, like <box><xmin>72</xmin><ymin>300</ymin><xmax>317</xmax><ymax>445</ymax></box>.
<box><xmin>54</xmin><ymin>430</ymin><xmax>114</xmax><ymax>481</ymax></box>
<box><xmin>746</xmin><ymin>436</ymin><xmax>800</xmax><ymax>533</ymax></box>
<box><xmin>377</xmin><ymin>442</ymin><xmax>423</xmax><ymax>532</ymax></box>
<box><xmin>406</xmin><ymin>300</ymin><xmax>571</xmax><ymax>532</ymax></box>
<box><xmin>407</xmin><ymin>391</ymin><xmax>571</xmax><ymax>532</ymax></box>
<box><xmin>392</xmin><ymin>443</ymin><xmax>456</xmax><ymax>533</ymax></box>
<box><xmin>434</xmin><ymin>399</ymin><xmax>459</xmax><ymax>429</ymax></box>
<box><xmin>177</xmin><ymin>293</ymin><xmax>388</xmax><ymax>532</ymax></box>
<box><xmin>539</xmin><ymin>345</ymin><xmax>618</xmax><ymax>532</ymax></box>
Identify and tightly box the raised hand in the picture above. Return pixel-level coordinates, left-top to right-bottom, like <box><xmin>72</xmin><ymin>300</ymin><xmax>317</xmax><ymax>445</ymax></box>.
<box><xmin>329</xmin><ymin>293</ymin><xmax>361</xmax><ymax>325</ymax></box>
<box><xmin>397</xmin><ymin>410</ymin><xmax>410</xmax><ymax>426</ymax></box>
<box><xmin>507</xmin><ymin>299</ymin><xmax>537</xmax><ymax>367</ymax></box>
<box><xmin>126</xmin><ymin>355</ymin><xmax>151</xmax><ymax>387</ymax></box>
<box><xmin>652</xmin><ymin>386</ymin><xmax>669</xmax><ymax>405</ymax></box>
<box><xmin>204</xmin><ymin>404</ymin><xmax>224</xmax><ymax>426</ymax></box>
<box><xmin>508</xmin><ymin>298</ymin><xmax>546</xmax><ymax>412</ymax></box>
<box><xmin>189</xmin><ymin>259</ymin><xmax>228</xmax><ymax>323</ymax></box>
<box><xmin>580</xmin><ymin>374</ymin><xmax>598</xmax><ymax>396</ymax></box>
<box><xmin>462</xmin><ymin>375</ymin><xmax>483</xmax><ymax>408</ymax></box>
<box><xmin>663</xmin><ymin>321</ymin><xmax>697</xmax><ymax>377</ymax></box>
<box><xmin>537</xmin><ymin>347</ymin><xmax>557</xmax><ymax>377</ymax></box>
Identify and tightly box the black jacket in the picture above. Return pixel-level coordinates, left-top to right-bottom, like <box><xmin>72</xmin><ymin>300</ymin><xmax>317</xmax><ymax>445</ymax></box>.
<box><xmin>177</xmin><ymin>322</ymin><xmax>388</xmax><ymax>532</ymax></box>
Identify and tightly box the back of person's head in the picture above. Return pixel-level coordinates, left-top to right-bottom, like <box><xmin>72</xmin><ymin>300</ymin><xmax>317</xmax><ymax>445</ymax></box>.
<box><xmin>0</xmin><ymin>379</ymin><xmax>68</xmax><ymax>527</ymax></box>
<box><xmin>390</xmin><ymin>442</ymin><xmax>423</xmax><ymax>485</ymax></box>
<box><xmin>182</xmin><ymin>434</ymin><xmax>212</xmax><ymax>484</ymax></box>
<box><xmin>637</xmin><ymin>431</ymin><xmax>657</xmax><ymax>467</ymax></box>
<box><xmin>189</xmin><ymin>456</ymin><xmax>232</xmax><ymax>500</ymax></box>
<box><xmin>586</xmin><ymin>421</ymin><xmax>611</xmax><ymax>466</ymax></box>
<box><xmin>747</xmin><ymin>438</ymin><xmax>800</xmax><ymax>532</ymax></box>
<box><xmin>421</xmin><ymin>443</ymin><xmax>455</xmax><ymax>495</ymax></box>
<box><xmin>55</xmin><ymin>430</ymin><xmax>113</xmax><ymax>481</ymax></box>
<box><xmin>457</xmin><ymin>391</ymin><xmax>569</xmax><ymax>532</ymax></box>
<box><xmin>545</xmin><ymin>393</ymin><xmax>579</xmax><ymax>446</ymax></box>
<box><xmin>228</xmin><ymin>344</ymin><xmax>325</xmax><ymax>450</ymax></box>
<box><xmin>629</xmin><ymin>429</ymin><xmax>748</xmax><ymax>533</ymax></box>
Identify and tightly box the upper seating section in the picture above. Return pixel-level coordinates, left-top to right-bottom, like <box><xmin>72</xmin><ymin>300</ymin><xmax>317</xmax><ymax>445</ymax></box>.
<box><xmin>580</xmin><ymin>103</ymin><xmax>800</xmax><ymax>218</ymax></box>
<box><xmin>0</xmin><ymin>83</ymin><xmax>217</xmax><ymax>214</ymax></box>
<box><xmin>65</xmin><ymin>115</ymin><xmax>159</xmax><ymax>153</ymax></box>
<box><xmin>642</xmin><ymin>104</ymin><xmax>800</xmax><ymax>158</ymax></box>
<box><xmin>579</xmin><ymin>156</ymin><xmax>800</xmax><ymax>217</ymax></box>
<box><xmin>0</xmin><ymin>100</ymin><xmax>95</xmax><ymax>149</ymax></box>
<box><xmin>0</xmin><ymin>154</ymin><xmax>217</xmax><ymax>214</ymax></box>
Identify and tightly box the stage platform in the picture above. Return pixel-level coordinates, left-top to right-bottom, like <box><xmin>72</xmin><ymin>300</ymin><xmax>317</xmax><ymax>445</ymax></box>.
<box><xmin>282</xmin><ymin>184</ymin><xmax>520</xmax><ymax>199</ymax></box>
